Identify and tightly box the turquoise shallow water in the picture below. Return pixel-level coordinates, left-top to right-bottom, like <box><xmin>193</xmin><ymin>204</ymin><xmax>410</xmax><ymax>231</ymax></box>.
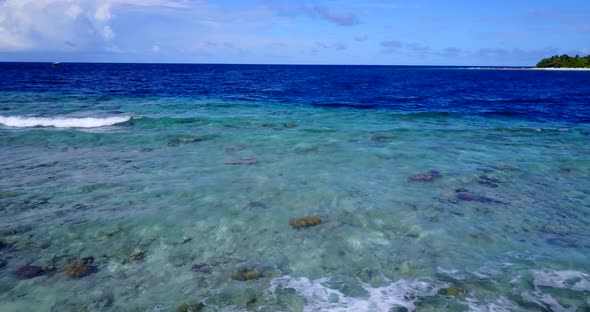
<box><xmin>1</xmin><ymin>95</ymin><xmax>590</xmax><ymax>311</ymax></box>
<box><xmin>1</xmin><ymin>63</ymin><xmax>590</xmax><ymax>311</ymax></box>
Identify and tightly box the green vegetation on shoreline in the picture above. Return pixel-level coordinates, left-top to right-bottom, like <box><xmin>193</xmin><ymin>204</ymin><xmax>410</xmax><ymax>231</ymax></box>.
<box><xmin>536</xmin><ymin>54</ymin><xmax>590</xmax><ymax>68</ymax></box>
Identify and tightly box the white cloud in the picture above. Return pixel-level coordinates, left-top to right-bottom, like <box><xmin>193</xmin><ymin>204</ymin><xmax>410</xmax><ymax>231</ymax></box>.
<box><xmin>105</xmin><ymin>45</ymin><xmax>123</xmax><ymax>53</ymax></box>
<box><xmin>0</xmin><ymin>25</ymin><xmax>33</xmax><ymax>50</ymax></box>
<box><xmin>102</xmin><ymin>25</ymin><xmax>115</xmax><ymax>40</ymax></box>
<box><xmin>65</xmin><ymin>5</ymin><xmax>83</xmax><ymax>19</ymax></box>
<box><xmin>0</xmin><ymin>0</ymin><xmax>190</xmax><ymax>51</ymax></box>
<box><xmin>152</xmin><ymin>44</ymin><xmax>160</xmax><ymax>53</ymax></box>
<box><xmin>95</xmin><ymin>4</ymin><xmax>112</xmax><ymax>22</ymax></box>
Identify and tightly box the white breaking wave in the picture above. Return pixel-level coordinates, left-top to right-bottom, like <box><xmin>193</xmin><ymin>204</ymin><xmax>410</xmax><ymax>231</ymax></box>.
<box><xmin>521</xmin><ymin>291</ymin><xmax>576</xmax><ymax>312</ymax></box>
<box><xmin>463</xmin><ymin>296</ymin><xmax>518</xmax><ymax>312</ymax></box>
<box><xmin>269</xmin><ymin>276</ymin><xmax>443</xmax><ymax>312</ymax></box>
<box><xmin>532</xmin><ymin>269</ymin><xmax>590</xmax><ymax>292</ymax></box>
<box><xmin>0</xmin><ymin>115</ymin><xmax>131</xmax><ymax>128</ymax></box>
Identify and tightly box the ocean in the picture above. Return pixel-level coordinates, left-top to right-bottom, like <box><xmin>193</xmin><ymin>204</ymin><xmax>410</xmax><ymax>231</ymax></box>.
<box><xmin>0</xmin><ymin>63</ymin><xmax>589</xmax><ymax>311</ymax></box>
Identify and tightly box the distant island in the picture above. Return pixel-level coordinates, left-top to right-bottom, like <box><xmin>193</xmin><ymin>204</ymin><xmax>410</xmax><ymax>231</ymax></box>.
<box><xmin>536</xmin><ymin>54</ymin><xmax>590</xmax><ymax>68</ymax></box>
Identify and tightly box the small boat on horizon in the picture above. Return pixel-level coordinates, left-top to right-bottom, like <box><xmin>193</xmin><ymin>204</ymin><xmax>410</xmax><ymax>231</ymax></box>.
<box><xmin>52</xmin><ymin>62</ymin><xmax>61</xmax><ymax>68</ymax></box>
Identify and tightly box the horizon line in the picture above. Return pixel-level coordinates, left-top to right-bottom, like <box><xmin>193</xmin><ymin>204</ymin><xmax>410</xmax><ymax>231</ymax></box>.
<box><xmin>0</xmin><ymin>61</ymin><xmax>534</xmax><ymax>67</ymax></box>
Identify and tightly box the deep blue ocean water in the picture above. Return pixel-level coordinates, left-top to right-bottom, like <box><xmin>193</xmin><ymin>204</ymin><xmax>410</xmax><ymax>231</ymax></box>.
<box><xmin>0</xmin><ymin>63</ymin><xmax>589</xmax><ymax>311</ymax></box>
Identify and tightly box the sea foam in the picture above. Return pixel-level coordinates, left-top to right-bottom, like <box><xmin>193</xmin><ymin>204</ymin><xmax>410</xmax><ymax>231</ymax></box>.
<box><xmin>269</xmin><ymin>276</ymin><xmax>443</xmax><ymax>312</ymax></box>
<box><xmin>532</xmin><ymin>269</ymin><xmax>590</xmax><ymax>292</ymax></box>
<box><xmin>521</xmin><ymin>291</ymin><xmax>576</xmax><ymax>312</ymax></box>
<box><xmin>0</xmin><ymin>115</ymin><xmax>131</xmax><ymax>128</ymax></box>
<box><xmin>463</xmin><ymin>296</ymin><xmax>518</xmax><ymax>312</ymax></box>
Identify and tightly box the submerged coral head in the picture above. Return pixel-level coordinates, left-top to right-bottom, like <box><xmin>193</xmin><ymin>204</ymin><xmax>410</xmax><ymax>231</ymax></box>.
<box><xmin>64</xmin><ymin>258</ymin><xmax>96</xmax><ymax>278</ymax></box>
<box><xmin>14</xmin><ymin>265</ymin><xmax>45</xmax><ymax>279</ymax></box>
<box><xmin>409</xmin><ymin>170</ymin><xmax>442</xmax><ymax>182</ymax></box>
<box><xmin>289</xmin><ymin>216</ymin><xmax>322</xmax><ymax>228</ymax></box>
<box><xmin>232</xmin><ymin>270</ymin><xmax>262</xmax><ymax>281</ymax></box>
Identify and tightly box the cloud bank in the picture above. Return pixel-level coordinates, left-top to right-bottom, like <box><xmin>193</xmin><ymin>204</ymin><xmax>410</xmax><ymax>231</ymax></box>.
<box><xmin>0</xmin><ymin>0</ymin><xmax>189</xmax><ymax>51</ymax></box>
<box><xmin>301</xmin><ymin>5</ymin><xmax>360</xmax><ymax>26</ymax></box>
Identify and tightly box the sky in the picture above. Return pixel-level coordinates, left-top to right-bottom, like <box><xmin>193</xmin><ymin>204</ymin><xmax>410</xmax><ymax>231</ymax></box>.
<box><xmin>0</xmin><ymin>0</ymin><xmax>589</xmax><ymax>65</ymax></box>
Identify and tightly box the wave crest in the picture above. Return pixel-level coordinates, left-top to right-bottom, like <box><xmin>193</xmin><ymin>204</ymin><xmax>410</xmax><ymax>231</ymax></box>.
<box><xmin>269</xmin><ymin>276</ymin><xmax>443</xmax><ymax>312</ymax></box>
<box><xmin>532</xmin><ymin>269</ymin><xmax>590</xmax><ymax>292</ymax></box>
<box><xmin>0</xmin><ymin>115</ymin><xmax>131</xmax><ymax>128</ymax></box>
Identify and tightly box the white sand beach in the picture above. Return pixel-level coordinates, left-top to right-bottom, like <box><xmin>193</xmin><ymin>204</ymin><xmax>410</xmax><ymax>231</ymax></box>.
<box><xmin>530</xmin><ymin>67</ymin><xmax>590</xmax><ymax>71</ymax></box>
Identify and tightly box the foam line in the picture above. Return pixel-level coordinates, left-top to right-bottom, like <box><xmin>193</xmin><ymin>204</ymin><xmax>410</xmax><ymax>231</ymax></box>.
<box><xmin>0</xmin><ymin>115</ymin><xmax>131</xmax><ymax>128</ymax></box>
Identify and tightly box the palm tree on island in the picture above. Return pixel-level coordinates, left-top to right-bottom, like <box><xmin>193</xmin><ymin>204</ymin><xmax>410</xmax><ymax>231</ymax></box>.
<box><xmin>536</xmin><ymin>54</ymin><xmax>590</xmax><ymax>68</ymax></box>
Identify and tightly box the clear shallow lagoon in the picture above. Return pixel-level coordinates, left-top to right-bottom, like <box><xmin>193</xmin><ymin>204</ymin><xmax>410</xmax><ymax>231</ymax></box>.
<box><xmin>0</xmin><ymin>64</ymin><xmax>589</xmax><ymax>311</ymax></box>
